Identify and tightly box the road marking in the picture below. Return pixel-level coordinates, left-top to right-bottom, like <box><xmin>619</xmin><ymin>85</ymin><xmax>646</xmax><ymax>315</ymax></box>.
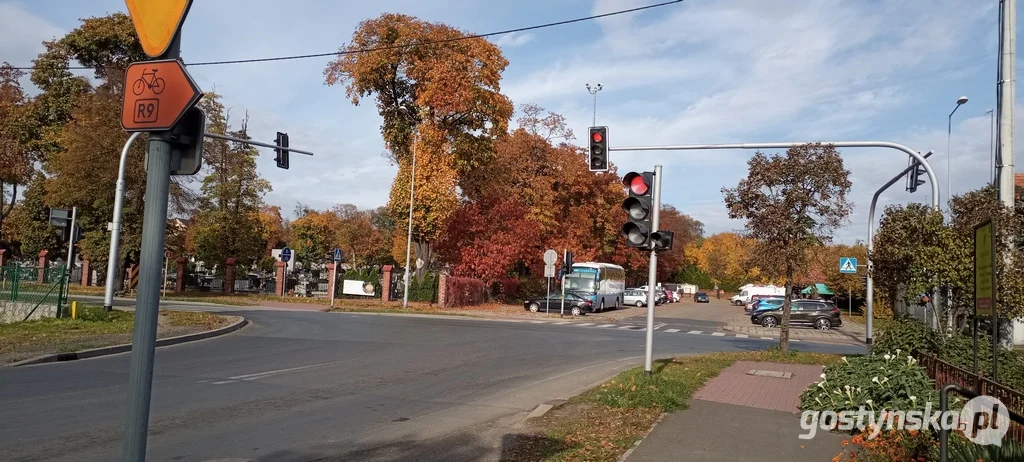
<box><xmin>212</xmin><ymin>357</ymin><xmax>370</xmax><ymax>385</ymax></box>
<box><xmin>652</xmin><ymin>323</ymin><xmax>667</xmax><ymax>330</ymax></box>
<box><xmin>617</xmin><ymin>325</ymin><xmax>637</xmax><ymax>329</ymax></box>
<box><xmin>529</xmin><ymin>320</ymin><xmax>547</xmax><ymax>324</ymax></box>
<box><xmin>792</xmin><ymin>339</ymin><xmax>801</xmax><ymax>342</ymax></box>
<box><xmin>596</xmin><ymin>324</ymin><xmax>616</xmax><ymax>328</ymax></box>
<box><xmin>576</xmin><ymin>323</ymin><xmax>595</xmax><ymax>326</ymax></box>
<box><xmin>761</xmin><ymin>336</ymin><xmax>774</xmax><ymax>340</ymax></box>
<box><xmin>711</xmin><ymin>332</ymin><xmax>726</xmax><ymax>337</ymax></box>
<box><xmin>664</xmin><ymin>329</ymin><xmax>681</xmax><ymax>333</ymax></box>
<box><xmin>553</xmin><ymin>321</ymin><xmax>572</xmax><ymax>325</ymax></box>
<box><xmin>687</xmin><ymin>330</ymin><xmax>703</xmax><ymax>334</ymax></box>
<box><xmin>735</xmin><ymin>334</ymin><xmax>749</xmax><ymax>338</ymax></box>
<box><xmin>211</xmin><ymin>380</ymin><xmax>237</xmax><ymax>385</ymax></box>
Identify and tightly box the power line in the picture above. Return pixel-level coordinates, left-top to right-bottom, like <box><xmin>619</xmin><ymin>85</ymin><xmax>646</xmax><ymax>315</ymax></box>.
<box><xmin>10</xmin><ymin>1</ymin><xmax>684</xmax><ymax>70</ymax></box>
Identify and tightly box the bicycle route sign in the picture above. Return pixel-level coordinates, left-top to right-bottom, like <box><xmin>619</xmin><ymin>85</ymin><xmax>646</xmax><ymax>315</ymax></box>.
<box><xmin>121</xmin><ymin>59</ymin><xmax>202</xmax><ymax>132</ymax></box>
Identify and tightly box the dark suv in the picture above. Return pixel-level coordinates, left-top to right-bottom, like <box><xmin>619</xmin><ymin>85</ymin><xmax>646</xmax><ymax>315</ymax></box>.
<box><xmin>750</xmin><ymin>299</ymin><xmax>842</xmax><ymax>330</ymax></box>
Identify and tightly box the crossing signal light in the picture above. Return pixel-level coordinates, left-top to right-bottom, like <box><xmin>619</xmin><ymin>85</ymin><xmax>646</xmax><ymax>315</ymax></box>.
<box><xmin>589</xmin><ymin>126</ymin><xmax>608</xmax><ymax>172</ymax></box>
<box><xmin>621</xmin><ymin>171</ymin><xmax>654</xmax><ymax>248</ymax></box>
<box><xmin>275</xmin><ymin>132</ymin><xmax>290</xmax><ymax>170</ymax></box>
<box><xmin>650</xmin><ymin>230</ymin><xmax>674</xmax><ymax>251</ymax></box>
<box><xmin>906</xmin><ymin>160</ymin><xmax>926</xmax><ymax>193</ymax></box>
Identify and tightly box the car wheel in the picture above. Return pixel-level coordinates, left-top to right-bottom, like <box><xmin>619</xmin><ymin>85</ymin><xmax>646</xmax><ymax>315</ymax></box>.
<box><xmin>528</xmin><ymin>303</ymin><xmax>540</xmax><ymax>313</ymax></box>
<box><xmin>571</xmin><ymin>306</ymin><xmax>583</xmax><ymax>316</ymax></box>
<box><xmin>815</xmin><ymin>318</ymin><xmax>832</xmax><ymax>331</ymax></box>
<box><xmin>635</xmin><ymin>300</ymin><xmax>643</xmax><ymax>307</ymax></box>
<box><xmin>761</xmin><ymin>316</ymin><xmax>778</xmax><ymax>328</ymax></box>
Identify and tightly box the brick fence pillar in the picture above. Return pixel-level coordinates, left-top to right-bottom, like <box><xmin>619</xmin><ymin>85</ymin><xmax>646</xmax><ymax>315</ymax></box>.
<box><xmin>381</xmin><ymin>265</ymin><xmax>394</xmax><ymax>302</ymax></box>
<box><xmin>175</xmin><ymin>257</ymin><xmax>187</xmax><ymax>292</ymax></box>
<box><xmin>0</xmin><ymin>249</ymin><xmax>8</xmax><ymax>267</ymax></box>
<box><xmin>275</xmin><ymin>261</ymin><xmax>286</xmax><ymax>296</ymax></box>
<box><xmin>37</xmin><ymin>250</ymin><xmax>49</xmax><ymax>283</ymax></box>
<box><xmin>327</xmin><ymin>263</ymin><xmax>337</xmax><ymax>299</ymax></box>
<box><xmin>224</xmin><ymin>258</ymin><xmax>237</xmax><ymax>294</ymax></box>
<box><xmin>80</xmin><ymin>259</ymin><xmax>91</xmax><ymax>286</ymax></box>
<box><xmin>437</xmin><ymin>272</ymin><xmax>449</xmax><ymax>308</ymax></box>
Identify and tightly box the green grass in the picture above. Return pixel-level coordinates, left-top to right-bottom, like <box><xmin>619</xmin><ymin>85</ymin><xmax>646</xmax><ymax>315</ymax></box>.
<box><xmin>0</xmin><ymin>305</ymin><xmax>229</xmax><ymax>362</ymax></box>
<box><xmin>507</xmin><ymin>349</ymin><xmax>845</xmax><ymax>462</ymax></box>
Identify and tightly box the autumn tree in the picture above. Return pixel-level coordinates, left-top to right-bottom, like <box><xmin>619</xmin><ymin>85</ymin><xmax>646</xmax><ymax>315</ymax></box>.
<box><xmin>188</xmin><ymin>96</ymin><xmax>270</xmax><ymax>274</ymax></box>
<box><xmin>655</xmin><ymin>205</ymin><xmax>704</xmax><ymax>276</ymax></box>
<box><xmin>289</xmin><ymin>208</ymin><xmax>342</xmax><ymax>266</ymax></box>
<box><xmin>0</xmin><ymin>64</ymin><xmax>33</xmax><ymax>243</ymax></box>
<box><xmin>686</xmin><ymin>232</ymin><xmax>761</xmax><ymax>291</ymax></box>
<box><xmin>325</xmin><ymin>13</ymin><xmax>514</xmax><ymax>271</ymax></box>
<box><xmin>8</xmin><ymin>172</ymin><xmax>62</xmax><ymax>259</ymax></box>
<box><xmin>723</xmin><ymin>143</ymin><xmax>853</xmax><ymax>353</ymax></box>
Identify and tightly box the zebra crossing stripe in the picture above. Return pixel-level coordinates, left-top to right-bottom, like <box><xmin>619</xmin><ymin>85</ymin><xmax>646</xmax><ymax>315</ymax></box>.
<box><xmin>761</xmin><ymin>336</ymin><xmax>774</xmax><ymax>340</ymax></box>
<box><xmin>665</xmin><ymin>329</ymin><xmax>681</xmax><ymax>333</ymax></box>
<box><xmin>596</xmin><ymin>324</ymin><xmax>616</xmax><ymax>328</ymax></box>
<box><xmin>711</xmin><ymin>332</ymin><xmax>726</xmax><ymax>336</ymax></box>
<box><xmin>576</xmin><ymin>323</ymin><xmax>595</xmax><ymax>326</ymax></box>
<box><xmin>687</xmin><ymin>330</ymin><xmax>703</xmax><ymax>334</ymax></box>
<box><xmin>735</xmin><ymin>334</ymin><xmax>749</xmax><ymax>338</ymax></box>
<box><xmin>529</xmin><ymin>320</ymin><xmax>547</xmax><ymax>324</ymax></box>
<box><xmin>553</xmin><ymin>321</ymin><xmax>572</xmax><ymax>325</ymax></box>
<box><xmin>617</xmin><ymin>325</ymin><xmax>636</xmax><ymax>329</ymax></box>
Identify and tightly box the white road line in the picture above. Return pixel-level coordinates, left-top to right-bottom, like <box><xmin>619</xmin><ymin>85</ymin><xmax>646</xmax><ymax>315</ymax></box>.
<box><xmin>711</xmin><ymin>332</ymin><xmax>726</xmax><ymax>337</ymax></box>
<box><xmin>219</xmin><ymin>357</ymin><xmax>371</xmax><ymax>383</ymax></box>
<box><xmin>652</xmin><ymin>323</ymin><xmax>667</xmax><ymax>330</ymax></box>
<box><xmin>211</xmin><ymin>380</ymin><xmax>237</xmax><ymax>385</ymax></box>
<box><xmin>529</xmin><ymin>320</ymin><xmax>547</xmax><ymax>324</ymax></box>
<box><xmin>687</xmin><ymin>330</ymin><xmax>703</xmax><ymax>334</ymax></box>
<box><xmin>553</xmin><ymin>321</ymin><xmax>572</xmax><ymax>325</ymax></box>
<box><xmin>761</xmin><ymin>336</ymin><xmax>774</xmax><ymax>340</ymax></box>
<box><xmin>735</xmin><ymin>334</ymin><xmax>749</xmax><ymax>338</ymax></box>
<box><xmin>617</xmin><ymin>325</ymin><xmax>637</xmax><ymax>329</ymax></box>
<box><xmin>792</xmin><ymin>339</ymin><xmax>801</xmax><ymax>342</ymax></box>
<box><xmin>596</xmin><ymin>324</ymin><xmax>616</xmax><ymax>328</ymax></box>
<box><xmin>576</xmin><ymin>323</ymin><xmax>595</xmax><ymax>327</ymax></box>
<box><xmin>665</xmin><ymin>329</ymin><xmax>681</xmax><ymax>333</ymax></box>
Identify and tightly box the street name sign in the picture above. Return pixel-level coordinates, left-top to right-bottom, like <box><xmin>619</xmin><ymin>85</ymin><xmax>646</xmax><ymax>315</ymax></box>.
<box><xmin>839</xmin><ymin>257</ymin><xmax>857</xmax><ymax>274</ymax></box>
<box><xmin>121</xmin><ymin>59</ymin><xmax>202</xmax><ymax>132</ymax></box>
<box><xmin>125</xmin><ymin>0</ymin><xmax>194</xmax><ymax>57</ymax></box>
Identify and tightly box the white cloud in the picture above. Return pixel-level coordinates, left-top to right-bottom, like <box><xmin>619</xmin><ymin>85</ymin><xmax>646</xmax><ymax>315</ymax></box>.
<box><xmin>495</xmin><ymin>32</ymin><xmax>534</xmax><ymax>48</ymax></box>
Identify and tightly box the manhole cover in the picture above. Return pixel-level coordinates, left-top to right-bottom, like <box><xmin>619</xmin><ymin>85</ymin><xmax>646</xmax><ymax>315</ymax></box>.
<box><xmin>746</xmin><ymin>369</ymin><xmax>792</xmax><ymax>379</ymax></box>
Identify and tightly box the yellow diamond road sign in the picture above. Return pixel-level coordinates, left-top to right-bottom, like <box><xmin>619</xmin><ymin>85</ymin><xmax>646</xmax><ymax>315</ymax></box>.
<box><xmin>125</xmin><ymin>0</ymin><xmax>194</xmax><ymax>58</ymax></box>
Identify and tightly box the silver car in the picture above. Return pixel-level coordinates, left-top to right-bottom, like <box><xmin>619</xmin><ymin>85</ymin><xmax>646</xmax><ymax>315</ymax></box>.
<box><xmin>623</xmin><ymin>289</ymin><xmax>649</xmax><ymax>307</ymax></box>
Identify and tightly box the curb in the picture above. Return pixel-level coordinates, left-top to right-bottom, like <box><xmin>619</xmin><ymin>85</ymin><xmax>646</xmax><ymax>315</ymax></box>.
<box><xmin>7</xmin><ymin>316</ymin><xmax>248</xmax><ymax>367</ymax></box>
<box><xmin>618</xmin><ymin>412</ymin><xmax>667</xmax><ymax>462</ymax></box>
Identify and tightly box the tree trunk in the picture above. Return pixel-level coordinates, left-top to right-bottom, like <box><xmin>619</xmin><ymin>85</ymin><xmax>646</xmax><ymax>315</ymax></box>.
<box><xmin>780</xmin><ymin>260</ymin><xmax>794</xmax><ymax>354</ymax></box>
<box><xmin>412</xmin><ymin>239</ymin><xmax>433</xmax><ymax>280</ymax></box>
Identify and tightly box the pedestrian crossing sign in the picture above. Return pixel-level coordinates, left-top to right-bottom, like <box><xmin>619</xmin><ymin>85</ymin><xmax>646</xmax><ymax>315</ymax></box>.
<box><xmin>839</xmin><ymin>257</ymin><xmax>858</xmax><ymax>274</ymax></box>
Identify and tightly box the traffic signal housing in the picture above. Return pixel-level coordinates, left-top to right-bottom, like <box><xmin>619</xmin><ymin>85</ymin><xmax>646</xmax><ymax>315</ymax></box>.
<box><xmin>906</xmin><ymin>161</ymin><xmax>926</xmax><ymax>193</ymax></box>
<box><xmin>275</xmin><ymin>132</ymin><xmax>290</xmax><ymax>170</ymax></box>
<box><xmin>621</xmin><ymin>171</ymin><xmax>654</xmax><ymax>248</ymax></box>
<box><xmin>650</xmin><ymin>230</ymin><xmax>674</xmax><ymax>251</ymax></box>
<box><xmin>589</xmin><ymin>126</ymin><xmax>608</xmax><ymax>172</ymax></box>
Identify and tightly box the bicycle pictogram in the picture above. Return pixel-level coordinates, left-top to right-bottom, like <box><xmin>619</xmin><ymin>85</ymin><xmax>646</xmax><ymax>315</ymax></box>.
<box><xmin>131</xmin><ymin>69</ymin><xmax>166</xmax><ymax>96</ymax></box>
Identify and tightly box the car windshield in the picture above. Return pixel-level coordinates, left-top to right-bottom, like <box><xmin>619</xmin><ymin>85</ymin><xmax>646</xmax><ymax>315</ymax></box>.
<box><xmin>564</xmin><ymin>275</ymin><xmax>596</xmax><ymax>293</ymax></box>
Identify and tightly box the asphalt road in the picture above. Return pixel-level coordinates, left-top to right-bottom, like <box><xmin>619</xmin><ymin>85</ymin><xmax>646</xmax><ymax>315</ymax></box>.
<box><xmin>0</xmin><ymin>308</ymin><xmax>865</xmax><ymax>462</ymax></box>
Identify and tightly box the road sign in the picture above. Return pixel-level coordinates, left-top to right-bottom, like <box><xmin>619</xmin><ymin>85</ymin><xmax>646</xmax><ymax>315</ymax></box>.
<box><xmin>543</xmin><ymin>249</ymin><xmax>558</xmax><ymax>265</ymax></box>
<box><xmin>839</xmin><ymin>257</ymin><xmax>858</xmax><ymax>274</ymax></box>
<box><xmin>280</xmin><ymin>247</ymin><xmax>292</xmax><ymax>263</ymax></box>
<box><xmin>333</xmin><ymin>248</ymin><xmax>343</xmax><ymax>263</ymax></box>
<box><xmin>121</xmin><ymin>59</ymin><xmax>202</xmax><ymax>132</ymax></box>
<box><xmin>975</xmin><ymin>221</ymin><xmax>995</xmax><ymax>316</ymax></box>
<box><xmin>544</xmin><ymin>264</ymin><xmax>556</xmax><ymax>278</ymax></box>
<box><xmin>164</xmin><ymin>250</ymin><xmax>172</xmax><ymax>259</ymax></box>
<box><xmin>125</xmin><ymin>0</ymin><xmax>194</xmax><ymax>58</ymax></box>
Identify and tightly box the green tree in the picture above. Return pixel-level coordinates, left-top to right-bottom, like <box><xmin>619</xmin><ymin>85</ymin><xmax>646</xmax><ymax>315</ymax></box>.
<box><xmin>10</xmin><ymin>172</ymin><xmax>62</xmax><ymax>260</ymax></box>
<box><xmin>0</xmin><ymin>64</ymin><xmax>33</xmax><ymax>242</ymax></box>
<box><xmin>722</xmin><ymin>143</ymin><xmax>853</xmax><ymax>353</ymax></box>
<box><xmin>189</xmin><ymin>96</ymin><xmax>271</xmax><ymax>274</ymax></box>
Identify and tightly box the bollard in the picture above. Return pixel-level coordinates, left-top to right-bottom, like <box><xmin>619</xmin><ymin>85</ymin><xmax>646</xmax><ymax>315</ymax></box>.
<box><xmin>71</xmin><ymin>301</ymin><xmax>78</xmax><ymax>319</ymax></box>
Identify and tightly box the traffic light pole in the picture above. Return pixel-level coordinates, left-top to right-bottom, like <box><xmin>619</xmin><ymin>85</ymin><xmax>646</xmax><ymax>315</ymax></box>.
<box><xmin>866</xmin><ymin>151</ymin><xmax>935</xmax><ymax>344</ymax></box>
<box><xmin>644</xmin><ymin>165</ymin><xmax>662</xmax><ymax>377</ymax></box>
<box><xmin>103</xmin><ymin>132</ymin><xmax>142</xmax><ymax>312</ymax></box>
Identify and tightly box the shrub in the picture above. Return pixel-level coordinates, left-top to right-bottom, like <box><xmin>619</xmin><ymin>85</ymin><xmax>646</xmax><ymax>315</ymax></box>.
<box><xmin>834</xmin><ymin>428</ymin><xmax>937</xmax><ymax>462</ymax></box>
<box><xmin>490</xmin><ymin>277</ymin><xmax>522</xmax><ymax>303</ymax></box>
<box><xmin>948</xmin><ymin>432</ymin><xmax>1024</xmax><ymax>461</ymax></box>
<box><xmin>800</xmin><ymin>351</ymin><xmax>937</xmax><ymax>416</ymax></box>
<box><xmin>444</xmin><ymin>276</ymin><xmax>486</xmax><ymax>308</ymax></box>
<box><xmin>872</xmin><ymin>316</ymin><xmax>941</xmax><ymax>357</ymax></box>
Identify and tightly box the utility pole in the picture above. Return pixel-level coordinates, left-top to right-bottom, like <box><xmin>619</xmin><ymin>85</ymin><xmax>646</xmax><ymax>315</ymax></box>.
<box><xmin>996</xmin><ymin>0</ymin><xmax>1017</xmax><ymax>347</ymax></box>
<box><xmin>585</xmin><ymin>83</ymin><xmax>603</xmax><ymax>127</ymax></box>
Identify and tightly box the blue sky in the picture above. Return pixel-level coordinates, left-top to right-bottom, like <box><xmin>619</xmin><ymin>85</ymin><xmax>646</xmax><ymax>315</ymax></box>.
<box><xmin>1</xmin><ymin>0</ymin><xmax>1019</xmax><ymax>244</ymax></box>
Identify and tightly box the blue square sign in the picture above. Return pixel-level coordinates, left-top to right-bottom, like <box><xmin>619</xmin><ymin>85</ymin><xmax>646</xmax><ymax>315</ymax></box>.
<box><xmin>839</xmin><ymin>257</ymin><xmax>858</xmax><ymax>274</ymax></box>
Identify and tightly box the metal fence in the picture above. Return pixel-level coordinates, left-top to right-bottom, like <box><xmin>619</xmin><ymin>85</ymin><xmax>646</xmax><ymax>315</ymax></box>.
<box><xmin>919</xmin><ymin>354</ymin><xmax>1024</xmax><ymax>443</ymax></box>
<box><xmin>0</xmin><ymin>265</ymin><xmax>67</xmax><ymax>324</ymax></box>
<box><xmin>388</xmin><ymin>270</ymin><xmax>437</xmax><ymax>303</ymax></box>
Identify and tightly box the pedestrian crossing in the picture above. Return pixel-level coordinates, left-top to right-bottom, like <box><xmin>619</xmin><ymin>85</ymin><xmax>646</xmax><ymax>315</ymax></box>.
<box><xmin>494</xmin><ymin>318</ymin><xmax>800</xmax><ymax>341</ymax></box>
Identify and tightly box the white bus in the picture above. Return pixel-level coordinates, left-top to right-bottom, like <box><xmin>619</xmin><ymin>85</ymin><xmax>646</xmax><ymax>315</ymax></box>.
<box><xmin>565</xmin><ymin>262</ymin><xmax>626</xmax><ymax>312</ymax></box>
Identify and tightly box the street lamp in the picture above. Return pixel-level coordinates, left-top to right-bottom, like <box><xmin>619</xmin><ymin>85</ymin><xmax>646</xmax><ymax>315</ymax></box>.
<box><xmin>585</xmin><ymin>83</ymin><xmax>603</xmax><ymax>127</ymax></box>
<box><xmin>398</xmin><ymin>105</ymin><xmax>420</xmax><ymax>309</ymax></box>
<box><xmin>986</xmin><ymin>109</ymin><xmax>995</xmax><ymax>184</ymax></box>
<box><xmin>947</xmin><ymin>96</ymin><xmax>968</xmax><ymax>209</ymax></box>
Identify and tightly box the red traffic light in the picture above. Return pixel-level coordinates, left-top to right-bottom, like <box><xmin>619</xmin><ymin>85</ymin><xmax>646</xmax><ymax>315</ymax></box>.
<box><xmin>622</xmin><ymin>172</ymin><xmax>650</xmax><ymax>195</ymax></box>
<box><xmin>592</xmin><ymin>131</ymin><xmax>603</xmax><ymax>143</ymax></box>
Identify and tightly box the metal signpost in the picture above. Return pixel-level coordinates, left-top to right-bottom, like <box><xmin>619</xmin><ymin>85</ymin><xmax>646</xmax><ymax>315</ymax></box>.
<box><xmin>331</xmin><ymin>248</ymin><xmax>343</xmax><ymax>307</ymax></box>
<box><xmin>162</xmin><ymin>250</ymin><xmax>172</xmax><ymax>298</ymax></box>
<box><xmin>544</xmin><ymin>249</ymin><xmax>557</xmax><ymax>314</ymax></box>
<box><xmin>281</xmin><ymin>246</ymin><xmax>292</xmax><ymax>295</ymax></box>
<box><xmin>62</xmin><ymin>207</ymin><xmax>78</xmax><ymax>317</ymax></box>
<box><xmin>839</xmin><ymin>257</ymin><xmax>857</xmax><ymax>316</ymax></box>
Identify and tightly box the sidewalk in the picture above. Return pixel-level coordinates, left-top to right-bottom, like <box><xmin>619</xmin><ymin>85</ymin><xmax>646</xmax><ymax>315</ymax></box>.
<box><xmin>624</xmin><ymin>361</ymin><xmax>845</xmax><ymax>462</ymax></box>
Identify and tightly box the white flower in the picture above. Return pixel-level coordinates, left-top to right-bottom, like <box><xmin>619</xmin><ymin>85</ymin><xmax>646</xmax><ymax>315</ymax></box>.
<box><xmin>910</xmin><ymin>396</ymin><xmax>917</xmax><ymax>402</ymax></box>
<box><xmin>884</xmin><ymin>354</ymin><xmax>892</xmax><ymax>361</ymax></box>
<box><xmin>820</xmin><ymin>373</ymin><xmax>827</xmax><ymax>379</ymax></box>
<box><xmin>841</xmin><ymin>356</ymin><xmax>848</xmax><ymax>363</ymax></box>
<box><xmin>895</xmin><ymin>349</ymin><xmax>902</xmax><ymax>356</ymax></box>
<box><xmin>872</xmin><ymin>376</ymin><xmax>880</xmax><ymax>384</ymax></box>
<box><xmin>865</xmin><ymin>399</ymin><xmax>873</xmax><ymax>405</ymax></box>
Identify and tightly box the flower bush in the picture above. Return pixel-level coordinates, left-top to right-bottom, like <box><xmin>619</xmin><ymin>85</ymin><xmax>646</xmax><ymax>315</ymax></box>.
<box><xmin>833</xmin><ymin>427</ymin><xmax>936</xmax><ymax>462</ymax></box>
<box><xmin>800</xmin><ymin>351</ymin><xmax>937</xmax><ymax>415</ymax></box>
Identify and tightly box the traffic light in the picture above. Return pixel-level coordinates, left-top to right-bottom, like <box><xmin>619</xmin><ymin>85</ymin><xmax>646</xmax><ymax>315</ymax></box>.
<box><xmin>564</xmin><ymin>250</ymin><xmax>574</xmax><ymax>274</ymax></box>
<box><xmin>650</xmin><ymin>230</ymin><xmax>674</xmax><ymax>251</ymax></box>
<box><xmin>275</xmin><ymin>132</ymin><xmax>290</xmax><ymax>170</ymax></box>
<box><xmin>906</xmin><ymin>161</ymin><xmax>926</xmax><ymax>193</ymax></box>
<box><xmin>589</xmin><ymin>126</ymin><xmax>608</xmax><ymax>172</ymax></box>
<box><xmin>168</xmin><ymin>107</ymin><xmax>205</xmax><ymax>175</ymax></box>
<box><xmin>621</xmin><ymin>171</ymin><xmax>654</xmax><ymax>248</ymax></box>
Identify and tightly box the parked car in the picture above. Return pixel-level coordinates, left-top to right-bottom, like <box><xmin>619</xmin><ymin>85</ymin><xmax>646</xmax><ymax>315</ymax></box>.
<box><xmin>623</xmin><ymin>289</ymin><xmax>649</xmax><ymax>307</ymax></box>
<box><xmin>664</xmin><ymin>290</ymin><xmax>675</xmax><ymax>303</ymax></box>
<box><xmin>524</xmin><ymin>292</ymin><xmax>593</xmax><ymax>316</ymax></box>
<box><xmin>745</xmin><ymin>294</ymin><xmax>782</xmax><ymax>313</ymax></box>
<box><xmin>751</xmin><ymin>297</ymin><xmax>785</xmax><ymax>312</ymax></box>
<box><xmin>750</xmin><ymin>300</ymin><xmax>842</xmax><ymax>330</ymax></box>
<box><xmin>694</xmin><ymin>292</ymin><xmax>709</xmax><ymax>303</ymax></box>
<box><xmin>672</xmin><ymin>291</ymin><xmax>681</xmax><ymax>302</ymax></box>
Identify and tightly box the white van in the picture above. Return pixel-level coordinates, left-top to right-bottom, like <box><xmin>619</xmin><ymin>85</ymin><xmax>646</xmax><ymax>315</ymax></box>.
<box><xmin>731</xmin><ymin>286</ymin><xmax>785</xmax><ymax>305</ymax></box>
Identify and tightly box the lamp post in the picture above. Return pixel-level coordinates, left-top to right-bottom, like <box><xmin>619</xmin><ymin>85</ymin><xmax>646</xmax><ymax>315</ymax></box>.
<box><xmin>947</xmin><ymin>96</ymin><xmax>968</xmax><ymax>208</ymax></box>
<box><xmin>398</xmin><ymin>106</ymin><xmax>420</xmax><ymax>309</ymax></box>
<box><xmin>585</xmin><ymin>83</ymin><xmax>603</xmax><ymax>126</ymax></box>
<box><xmin>986</xmin><ymin>109</ymin><xmax>995</xmax><ymax>183</ymax></box>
